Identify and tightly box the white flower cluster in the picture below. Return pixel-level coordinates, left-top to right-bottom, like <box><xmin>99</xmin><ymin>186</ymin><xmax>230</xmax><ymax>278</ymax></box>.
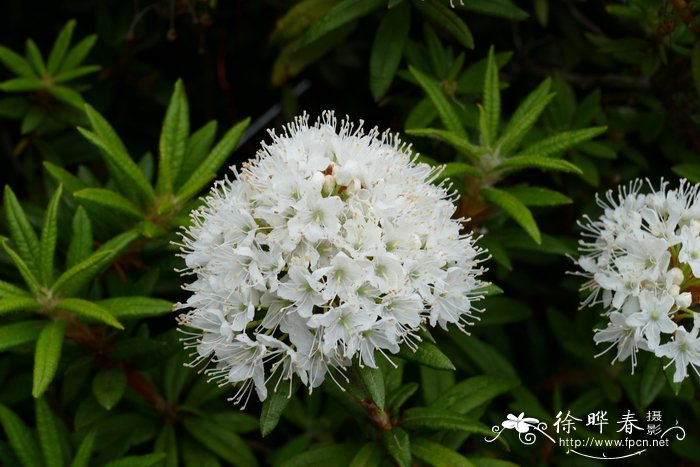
<box><xmin>577</xmin><ymin>179</ymin><xmax>700</xmax><ymax>382</ymax></box>
<box><xmin>177</xmin><ymin>112</ymin><xmax>487</xmax><ymax>405</ymax></box>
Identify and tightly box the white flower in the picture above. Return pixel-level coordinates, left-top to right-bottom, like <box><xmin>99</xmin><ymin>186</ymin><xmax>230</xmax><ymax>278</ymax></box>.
<box><xmin>576</xmin><ymin>179</ymin><xmax>700</xmax><ymax>382</ymax></box>
<box><xmin>655</xmin><ymin>326</ymin><xmax>700</xmax><ymax>383</ymax></box>
<box><xmin>177</xmin><ymin>112</ymin><xmax>488</xmax><ymax>405</ymax></box>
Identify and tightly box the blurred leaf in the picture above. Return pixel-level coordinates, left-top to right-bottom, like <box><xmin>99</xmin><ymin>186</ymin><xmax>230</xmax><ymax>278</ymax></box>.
<box><xmin>104</xmin><ymin>453</ymin><xmax>166</xmax><ymax>467</ymax></box>
<box><xmin>693</xmin><ymin>42</ymin><xmax>700</xmax><ymax>99</ymax></box>
<box><xmin>396</xmin><ymin>341</ymin><xmax>455</xmax><ymax>370</ymax></box>
<box><xmin>481</xmin><ymin>187</ymin><xmax>540</xmax><ymax>244</ymax></box>
<box><xmin>414</xmin><ymin>0</ymin><xmax>473</xmax><ymax>50</ymax></box>
<box><xmin>411</xmin><ymin>438</ymin><xmax>474</xmax><ymax>466</ymax></box>
<box><xmin>0</xmin><ymin>77</ymin><xmax>43</xmax><ymax>92</ymax></box>
<box><xmin>0</xmin><ymin>321</ymin><xmax>45</xmax><ymax>351</ymax></box>
<box><xmin>0</xmin><ymin>403</ymin><xmax>43</xmax><ymax>467</ymax></box>
<box><xmin>387</xmin><ymin>383</ymin><xmax>419</xmax><ymax>415</ymax></box>
<box><xmin>35</xmin><ymin>397</ymin><xmax>65</xmax><ymax>467</ymax></box>
<box><xmin>25</xmin><ymin>39</ymin><xmax>46</xmax><ymax>76</ymax></box>
<box><xmin>280</xmin><ymin>444</ymin><xmax>358</xmax><ymax>467</ymax></box>
<box><xmin>672</xmin><ymin>163</ymin><xmax>700</xmax><ymax>183</ymax></box>
<box><xmin>0</xmin><ymin>297</ymin><xmax>41</xmax><ymax>316</ymax></box>
<box><xmin>448</xmin><ymin>334</ymin><xmax>519</xmax><ymax>380</ymax></box>
<box><xmin>56</xmin><ymin>298</ymin><xmax>123</xmax><ymax>329</ymax></box>
<box><xmin>46</xmin><ymin>20</ymin><xmax>76</xmax><ymax>73</ymax></box>
<box><xmin>639</xmin><ymin>357</ymin><xmax>665</xmax><ymax>408</ymax></box>
<box><xmin>44</xmin><ymin>162</ymin><xmax>87</xmax><ymax>197</ymax></box>
<box><xmin>69</xmin><ymin>428</ymin><xmax>96</xmax><ymax>467</ymax></box>
<box><xmin>401</xmin><ymin>407</ymin><xmax>494</xmax><ymax>437</ymax></box>
<box><xmin>57</xmin><ymin>35</ymin><xmax>96</xmax><ymax>74</ymax></box>
<box><xmin>501</xmin><ymin>186</ymin><xmax>571</xmax><ymax>206</ymax></box>
<box><xmin>0</xmin><ymin>45</ymin><xmax>35</xmax><ymax>78</ymax></box>
<box><xmin>456</xmin><ymin>0</ymin><xmax>528</xmax><ymax>20</ymax></box>
<box><xmin>271</xmin><ymin>0</ymin><xmax>339</xmax><ymax>45</ymax></box>
<box><xmin>349</xmin><ymin>442</ymin><xmax>382</xmax><ymax>467</ymax></box>
<box><xmin>369</xmin><ymin>1</ymin><xmax>410</xmax><ymax>100</ymax></box>
<box><xmin>154</xmin><ymin>426</ymin><xmax>178</xmax><ymax>467</ymax></box>
<box><xmin>48</xmin><ymin>86</ymin><xmax>84</xmax><ymax>109</ymax></box>
<box><xmin>93</xmin><ymin>368</ymin><xmax>127</xmax><ymax>410</ymax></box>
<box><xmin>33</xmin><ymin>320</ymin><xmax>66</xmax><ymax>398</ymax></box>
<box><xmin>382</xmin><ymin>427</ymin><xmax>411</xmax><ymax>467</ymax></box>
<box><xmin>431</xmin><ymin>375</ymin><xmax>518</xmax><ymax>414</ymax></box>
<box><xmin>184</xmin><ymin>417</ymin><xmax>258</xmax><ymax>467</ymax></box>
<box><xmin>298</xmin><ymin>0</ymin><xmax>384</xmax><ymax>47</ymax></box>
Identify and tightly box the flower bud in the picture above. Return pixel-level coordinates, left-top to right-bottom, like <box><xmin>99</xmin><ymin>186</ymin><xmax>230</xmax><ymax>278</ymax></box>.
<box><xmin>676</xmin><ymin>292</ymin><xmax>692</xmax><ymax>309</ymax></box>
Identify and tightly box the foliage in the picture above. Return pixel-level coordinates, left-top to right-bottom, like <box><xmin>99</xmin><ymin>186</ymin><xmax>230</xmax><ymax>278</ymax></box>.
<box><xmin>0</xmin><ymin>1</ymin><xmax>699</xmax><ymax>466</ymax></box>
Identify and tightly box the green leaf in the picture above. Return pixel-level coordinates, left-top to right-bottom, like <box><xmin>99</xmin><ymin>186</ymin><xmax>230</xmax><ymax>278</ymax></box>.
<box><xmin>21</xmin><ymin>106</ymin><xmax>47</xmax><ymax>133</ymax></box>
<box><xmin>260</xmin><ymin>384</ymin><xmax>296</xmax><ymax>437</ymax></box>
<box><xmin>74</xmin><ymin>188</ymin><xmax>144</xmax><ymax>219</ymax></box>
<box><xmin>95</xmin><ymin>297</ymin><xmax>172</xmax><ymax>320</ymax></box>
<box><xmin>58</xmin><ymin>35</ymin><xmax>97</xmax><ymax>74</ymax></box>
<box><xmin>25</xmin><ymin>39</ymin><xmax>46</xmax><ymax>76</ymax></box>
<box><xmin>448</xmin><ymin>334</ymin><xmax>519</xmax><ymax>380</ymax></box>
<box><xmin>157</xmin><ymin>79</ymin><xmax>190</xmax><ymax>195</ymax></box>
<box><xmin>39</xmin><ymin>185</ymin><xmax>62</xmax><ymax>285</ymax></box>
<box><xmin>35</xmin><ymin>397</ymin><xmax>65</xmax><ymax>467</ymax></box>
<box><xmin>517</xmin><ymin>126</ymin><xmax>607</xmax><ymax>158</ymax></box>
<box><xmin>479</xmin><ymin>46</ymin><xmax>500</xmax><ymax>147</ymax></box>
<box><xmin>501</xmin><ymin>186</ymin><xmax>571</xmax><ymax>206</ymax></box>
<box><xmin>43</xmin><ymin>162</ymin><xmax>87</xmax><ymax>196</ymax></box>
<box><xmin>672</xmin><ymin>163</ymin><xmax>700</xmax><ymax>183</ymax></box>
<box><xmin>176</xmin><ymin>121</ymin><xmax>218</xmax><ymax>188</ymax></box>
<box><xmin>431</xmin><ymin>376</ymin><xmax>518</xmax><ymax>414</ymax></box>
<box><xmin>0</xmin><ymin>96</ymin><xmax>29</xmax><ymax>118</ymax></box>
<box><xmin>54</xmin><ymin>65</ymin><xmax>100</xmax><ymax>83</ymax></box>
<box><xmin>69</xmin><ymin>429</ymin><xmax>96</xmax><ymax>467</ymax></box>
<box><xmin>401</xmin><ymin>407</ymin><xmax>494</xmax><ymax>437</ymax></box>
<box><xmin>1</xmin><ymin>242</ymin><xmax>41</xmax><ymax>294</ymax></box>
<box><xmin>4</xmin><ymin>185</ymin><xmax>40</xmax><ymax>275</ymax></box>
<box><xmin>0</xmin><ymin>321</ymin><xmax>45</xmax><ymax>351</ymax></box>
<box><xmin>280</xmin><ymin>444</ymin><xmax>358</xmax><ymax>467</ymax></box>
<box><xmin>104</xmin><ymin>453</ymin><xmax>167</xmax><ymax>467</ymax></box>
<box><xmin>413</xmin><ymin>0</ymin><xmax>473</xmax><ymax>50</ymax></box>
<box><xmin>349</xmin><ymin>442</ymin><xmax>382</xmax><ymax>467</ymax></box>
<box><xmin>154</xmin><ymin>426</ymin><xmax>178</xmax><ymax>467</ymax></box>
<box><xmin>47</xmin><ymin>86</ymin><xmax>84</xmax><ymax>109</ymax></box>
<box><xmin>81</xmin><ymin>104</ymin><xmax>156</xmax><ymax>203</ymax></box>
<box><xmin>0</xmin><ymin>280</ymin><xmax>30</xmax><ymax>298</ymax></box>
<box><xmin>0</xmin><ymin>45</ymin><xmax>35</xmax><ymax>78</ymax></box>
<box><xmin>0</xmin><ymin>297</ymin><xmax>41</xmax><ymax>316</ymax></box>
<box><xmin>299</xmin><ymin>0</ymin><xmax>384</xmax><ymax>47</ymax></box>
<box><xmin>495</xmin><ymin>155</ymin><xmax>582</xmax><ymax>174</ymax></box>
<box><xmin>0</xmin><ymin>403</ymin><xmax>43</xmax><ymax>467</ymax></box>
<box><xmin>640</xmin><ymin>357</ymin><xmax>665</xmax><ymax>408</ymax></box>
<box><xmin>47</xmin><ymin>20</ymin><xmax>76</xmax><ymax>74</ymax></box>
<box><xmin>411</xmin><ymin>438</ymin><xmax>474</xmax><ymax>467</ymax></box>
<box><xmin>409</xmin><ymin>66</ymin><xmax>465</xmax><ymax>137</ymax></box>
<box><xmin>93</xmin><ymin>367</ymin><xmax>127</xmax><ymax>410</ymax></box>
<box><xmin>396</xmin><ymin>341</ymin><xmax>455</xmax><ymax>370</ymax></box>
<box><xmin>382</xmin><ymin>427</ymin><xmax>411</xmax><ymax>467</ymax></box>
<box><xmin>358</xmin><ymin>364</ymin><xmax>385</xmax><ymax>410</ymax></box>
<box><xmin>66</xmin><ymin>206</ymin><xmax>92</xmax><ymax>269</ymax></box>
<box><xmin>270</xmin><ymin>0</ymin><xmax>338</xmax><ymax>45</ymax></box>
<box><xmin>496</xmin><ymin>79</ymin><xmax>553</xmax><ymax>155</ymax></box>
<box><xmin>456</xmin><ymin>0</ymin><xmax>528</xmax><ymax>20</ymax></box>
<box><xmin>481</xmin><ymin>187</ymin><xmax>541</xmax><ymax>244</ymax></box>
<box><xmin>387</xmin><ymin>383</ymin><xmax>419</xmax><ymax>415</ymax></box>
<box><xmin>33</xmin><ymin>320</ymin><xmax>67</xmax><ymax>398</ymax></box>
<box><xmin>457</xmin><ymin>51</ymin><xmax>512</xmax><ymax>94</ymax></box>
<box><xmin>56</xmin><ymin>298</ymin><xmax>123</xmax><ymax>329</ymax></box>
<box><xmin>184</xmin><ymin>417</ymin><xmax>258</xmax><ymax>467</ymax></box>
<box><xmin>369</xmin><ymin>1</ymin><xmax>410</xmax><ymax>100</ymax></box>
<box><xmin>406</xmin><ymin>128</ymin><xmax>480</xmax><ymax>159</ymax></box>
<box><xmin>176</xmin><ymin>118</ymin><xmax>250</xmax><ymax>201</ymax></box>
<box><xmin>437</xmin><ymin>162</ymin><xmax>480</xmax><ymax>180</ymax></box>
<box><xmin>0</xmin><ymin>77</ymin><xmax>43</xmax><ymax>92</ymax></box>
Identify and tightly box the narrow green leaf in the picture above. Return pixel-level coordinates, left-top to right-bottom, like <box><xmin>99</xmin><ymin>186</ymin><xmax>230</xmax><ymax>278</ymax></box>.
<box><xmin>56</xmin><ymin>298</ymin><xmax>123</xmax><ymax>329</ymax></box>
<box><xmin>43</xmin><ymin>162</ymin><xmax>87</xmax><ymax>196</ymax></box>
<box><xmin>25</xmin><ymin>39</ymin><xmax>46</xmax><ymax>76</ymax></box>
<box><xmin>481</xmin><ymin>187</ymin><xmax>541</xmax><ymax>244</ymax></box>
<box><xmin>299</xmin><ymin>0</ymin><xmax>384</xmax><ymax>47</ymax></box>
<box><xmin>495</xmin><ymin>155</ymin><xmax>582</xmax><ymax>174</ymax></box>
<box><xmin>409</xmin><ymin>66</ymin><xmax>465</xmax><ymax>137</ymax></box>
<box><xmin>93</xmin><ymin>368</ymin><xmax>127</xmax><ymax>410</ymax></box>
<box><xmin>437</xmin><ymin>162</ymin><xmax>480</xmax><ymax>180</ymax></box>
<box><xmin>479</xmin><ymin>46</ymin><xmax>500</xmax><ymax>146</ymax></box>
<box><xmin>431</xmin><ymin>376</ymin><xmax>518</xmax><ymax>414</ymax></box>
<box><xmin>406</xmin><ymin>128</ymin><xmax>480</xmax><ymax>159</ymax></box>
<box><xmin>396</xmin><ymin>341</ymin><xmax>455</xmax><ymax>370</ymax></box>
<box><xmin>0</xmin><ymin>321</ymin><xmax>45</xmax><ymax>351</ymax></box>
<box><xmin>69</xmin><ymin>429</ymin><xmax>96</xmax><ymax>467</ymax></box>
<box><xmin>154</xmin><ymin>426</ymin><xmax>178</xmax><ymax>467</ymax></box>
<box><xmin>496</xmin><ymin>79</ymin><xmax>553</xmax><ymax>155</ymax></box>
<box><xmin>39</xmin><ymin>185</ymin><xmax>62</xmax><ymax>285</ymax></box>
<box><xmin>280</xmin><ymin>444</ymin><xmax>358</xmax><ymax>467</ymax></box>
<box><xmin>47</xmin><ymin>20</ymin><xmax>76</xmax><ymax>73</ymax></box>
<box><xmin>640</xmin><ymin>357</ymin><xmax>665</xmax><ymax>408</ymax></box>
<box><xmin>95</xmin><ymin>297</ymin><xmax>173</xmax><ymax>320</ymax></box>
<box><xmin>157</xmin><ymin>79</ymin><xmax>190</xmax><ymax>195</ymax></box>
<box><xmin>54</xmin><ymin>65</ymin><xmax>100</xmax><ymax>83</ymax></box>
<box><xmin>0</xmin><ymin>77</ymin><xmax>43</xmax><ymax>92</ymax></box>
<box><xmin>369</xmin><ymin>1</ymin><xmax>410</xmax><ymax>100</ymax></box>
<box><xmin>176</xmin><ymin>120</ymin><xmax>218</xmax><ymax>188</ymax></box>
<box><xmin>387</xmin><ymin>383</ymin><xmax>419</xmax><ymax>415</ymax></box>
<box><xmin>411</xmin><ymin>438</ymin><xmax>474</xmax><ymax>467</ymax></box>
<box><xmin>48</xmin><ymin>86</ymin><xmax>84</xmax><ymax>109</ymax></box>
<box><xmin>517</xmin><ymin>126</ymin><xmax>607</xmax><ymax>158</ymax></box>
<box><xmin>4</xmin><ymin>185</ymin><xmax>40</xmax><ymax>274</ymax></box>
<box><xmin>177</xmin><ymin>118</ymin><xmax>250</xmax><ymax>201</ymax></box>
<box><xmin>81</xmin><ymin>104</ymin><xmax>155</xmax><ymax>202</ymax></box>
<box><xmin>0</xmin><ymin>280</ymin><xmax>29</xmax><ymax>298</ymax></box>
<box><xmin>672</xmin><ymin>163</ymin><xmax>700</xmax><ymax>183</ymax></box>
<box><xmin>0</xmin><ymin>297</ymin><xmax>41</xmax><ymax>316</ymax></box>
<box><xmin>448</xmin><ymin>334</ymin><xmax>519</xmax><ymax>380</ymax></box>
<box><xmin>456</xmin><ymin>0</ymin><xmax>529</xmax><ymax>20</ymax></box>
<box><xmin>35</xmin><ymin>397</ymin><xmax>65</xmax><ymax>467</ymax></box>
<box><xmin>0</xmin><ymin>403</ymin><xmax>43</xmax><ymax>467</ymax></box>
<box><xmin>358</xmin><ymin>365</ymin><xmax>385</xmax><ymax>410</ymax></box>
<box><xmin>184</xmin><ymin>417</ymin><xmax>258</xmax><ymax>467</ymax></box>
<box><xmin>74</xmin><ymin>188</ymin><xmax>143</xmax><ymax>219</ymax></box>
<box><xmin>382</xmin><ymin>427</ymin><xmax>411</xmax><ymax>467</ymax></box>
<box><xmin>414</xmin><ymin>0</ymin><xmax>474</xmax><ymax>50</ymax></box>
<box><xmin>0</xmin><ymin>96</ymin><xmax>29</xmax><ymax>118</ymax></box>
<box><xmin>401</xmin><ymin>407</ymin><xmax>494</xmax><ymax>437</ymax></box>
<box><xmin>349</xmin><ymin>442</ymin><xmax>383</xmax><ymax>467</ymax></box>
<box><xmin>501</xmin><ymin>186</ymin><xmax>571</xmax><ymax>206</ymax></box>
<box><xmin>58</xmin><ymin>35</ymin><xmax>97</xmax><ymax>74</ymax></box>
<box><xmin>1</xmin><ymin>241</ymin><xmax>41</xmax><ymax>294</ymax></box>
<box><xmin>66</xmin><ymin>206</ymin><xmax>92</xmax><ymax>269</ymax></box>
<box><xmin>33</xmin><ymin>320</ymin><xmax>66</xmax><ymax>398</ymax></box>
<box><xmin>261</xmin><ymin>384</ymin><xmax>295</xmax><ymax>437</ymax></box>
<box><xmin>270</xmin><ymin>0</ymin><xmax>338</xmax><ymax>45</ymax></box>
<box><xmin>0</xmin><ymin>45</ymin><xmax>35</xmax><ymax>78</ymax></box>
<box><xmin>104</xmin><ymin>453</ymin><xmax>166</xmax><ymax>467</ymax></box>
